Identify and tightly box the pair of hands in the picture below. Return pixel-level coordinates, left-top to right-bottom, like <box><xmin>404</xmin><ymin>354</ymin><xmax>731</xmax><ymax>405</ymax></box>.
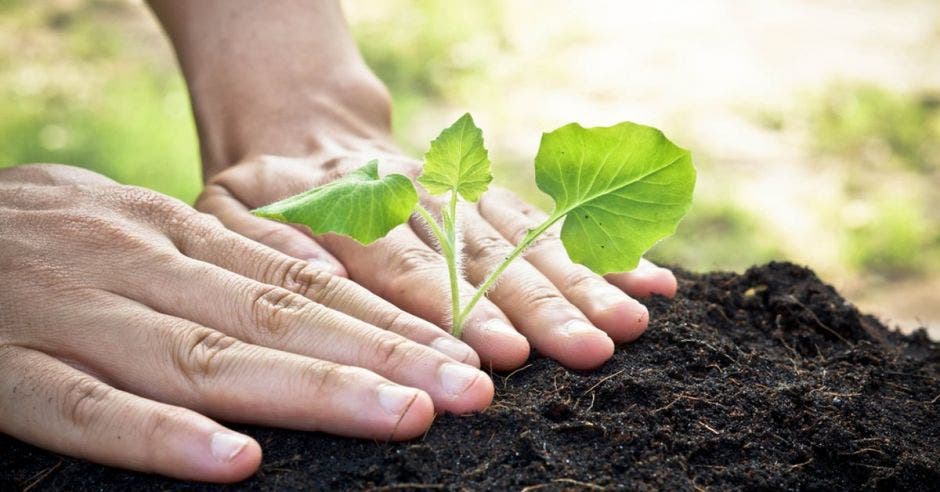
<box><xmin>0</xmin><ymin>154</ymin><xmax>676</xmax><ymax>482</ymax></box>
<box><xmin>2</xmin><ymin>0</ymin><xmax>677</xmax><ymax>482</ymax></box>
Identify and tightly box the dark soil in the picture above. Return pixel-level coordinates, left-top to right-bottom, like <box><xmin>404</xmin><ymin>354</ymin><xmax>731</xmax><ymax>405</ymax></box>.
<box><xmin>2</xmin><ymin>262</ymin><xmax>938</xmax><ymax>491</ymax></box>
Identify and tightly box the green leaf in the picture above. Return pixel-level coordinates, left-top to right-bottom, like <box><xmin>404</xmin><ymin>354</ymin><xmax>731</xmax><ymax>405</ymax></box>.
<box><xmin>417</xmin><ymin>112</ymin><xmax>493</xmax><ymax>202</ymax></box>
<box><xmin>252</xmin><ymin>160</ymin><xmax>418</xmax><ymax>245</ymax></box>
<box><xmin>535</xmin><ymin>121</ymin><xmax>696</xmax><ymax>274</ymax></box>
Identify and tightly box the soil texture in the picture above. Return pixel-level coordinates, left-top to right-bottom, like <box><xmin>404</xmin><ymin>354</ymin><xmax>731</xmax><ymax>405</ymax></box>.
<box><xmin>2</xmin><ymin>262</ymin><xmax>938</xmax><ymax>490</ymax></box>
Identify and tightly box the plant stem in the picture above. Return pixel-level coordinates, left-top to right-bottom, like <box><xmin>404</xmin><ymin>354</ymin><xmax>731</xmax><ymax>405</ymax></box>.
<box><xmin>414</xmin><ymin>205</ymin><xmax>450</xmax><ymax>256</ymax></box>
<box><xmin>452</xmin><ymin>212</ymin><xmax>564</xmax><ymax>334</ymax></box>
<box><xmin>415</xmin><ymin>201</ymin><xmax>463</xmax><ymax>336</ymax></box>
<box><xmin>444</xmin><ymin>192</ymin><xmax>462</xmax><ymax>335</ymax></box>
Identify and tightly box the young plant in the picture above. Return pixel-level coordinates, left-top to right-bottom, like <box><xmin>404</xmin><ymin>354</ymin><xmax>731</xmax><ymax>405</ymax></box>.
<box><xmin>253</xmin><ymin>114</ymin><xmax>695</xmax><ymax>338</ymax></box>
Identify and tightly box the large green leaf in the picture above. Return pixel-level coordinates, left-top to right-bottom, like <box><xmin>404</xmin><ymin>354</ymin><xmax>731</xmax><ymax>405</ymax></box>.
<box><xmin>535</xmin><ymin>121</ymin><xmax>695</xmax><ymax>274</ymax></box>
<box><xmin>252</xmin><ymin>160</ymin><xmax>418</xmax><ymax>245</ymax></box>
<box><xmin>417</xmin><ymin>113</ymin><xmax>493</xmax><ymax>202</ymax></box>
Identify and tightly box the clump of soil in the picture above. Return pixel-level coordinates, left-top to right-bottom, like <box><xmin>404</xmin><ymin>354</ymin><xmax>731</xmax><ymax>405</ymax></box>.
<box><xmin>3</xmin><ymin>262</ymin><xmax>938</xmax><ymax>490</ymax></box>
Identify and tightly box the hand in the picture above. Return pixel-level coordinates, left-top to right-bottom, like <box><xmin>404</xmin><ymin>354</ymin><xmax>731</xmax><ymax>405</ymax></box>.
<box><xmin>198</xmin><ymin>151</ymin><xmax>678</xmax><ymax>371</ymax></box>
<box><xmin>144</xmin><ymin>0</ymin><xmax>678</xmax><ymax>371</ymax></box>
<box><xmin>0</xmin><ymin>164</ymin><xmax>493</xmax><ymax>482</ymax></box>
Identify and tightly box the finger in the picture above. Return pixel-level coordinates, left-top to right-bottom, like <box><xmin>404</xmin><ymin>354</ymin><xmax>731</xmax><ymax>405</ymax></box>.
<box><xmin>207</xmin><ymin>158</ymin><xmax>529</xmax><ymax>370</ymax></box>
<box><xmin>480</xmin><ymin>188</ymin><xmax>677</xmax><ymax>298</ymax></box>
<box><xmin>155</xmin><ymin>210</ymin><xmax>480</xmax><ymax>367</ymax></box>
<box><xmin>307</xmin><ymin>276</ymin><xmax>483</xmax><ymax>367</ymax></box>
<box><xmin>29</xmin><ymin>296</ymin><xmax>436</xmax><ymax>440</ymax></box>
<box><xmin>427</xmin><ymin>204</ymin><xmax>615</xmax><ymax>370</ymax></box>
<box><xmin>0</xmin><ymin>345</ymin><xmax>260</xmax><ymax>483</ymax></box>
<box><xmin>604</xmin><ymin>258</ymin><xmax>679</xmax><ymax>298</ymax></box>
<box><xmin>118</xmin><ymin>256</ymin><xmax>493</xmax><ymax>413</ymax></box>
<box><xmin>318</xmin><ymin>228</ymin><xmax>531</xmax><ymax>371</ymax></box>
<box><xmin>478</xmin><ymin>189</ymin><xmax>653</xmax><ymax>343</ymax></box>
<box><xmin>196</xmin><ymin>183</ymin><xmax>347</xmax><ymax>276</ymax></box>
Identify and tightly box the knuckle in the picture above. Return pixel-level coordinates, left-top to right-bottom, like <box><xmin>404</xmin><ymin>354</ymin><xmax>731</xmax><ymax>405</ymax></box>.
<box><xmin>466</xmin><ymin>235</ymin><xmax>513</xmax><ymax>263</ymax></box>
<box><xmin>389</xmin><ymin>246</ymin><xmax>441</xmax><ymax>279</ymax></box>
<box><xmin>116</xmin><ymin>185</ymin><xmax>217</xmax><ymax>237</ymax></box>
<box><xmin>143</xmin><ymin>406</ymin><xmax>190</xmax><ymax>449</ymax></box>
<box><xmin>173</xmin><ymin>326</ymin><xmax>239</xmax><ymax>383</ymax></box>
<box><xmin>318</xmin><ymin>157</ymin><xmax>351</xmax><ymax>184</ymax></box>
<box><xmin>60</xmin><ymin>376</ymin><xmax>113</xmax><ymax>429</ymax></box>
<box><xmin>195</xmin><ymin>210</ymin><xmax>225</xmax><ymax>229</ymax></box>
<box><xmin>251</xmin><ymin>286</ymin><xmax>312</xmax><ymax>337</ymax></box>
<box><xmin>146</xmin><ymin>247</ymin><xmax>184</xmax><ymax>268</ymax></box>
<box><xmin>369</xmin><ymin>334</ymin><xmax>413</xmax><ymax>371</ymax></box>
<box><xmin>299</xmin><ymin>360</ymin><xmax>347</xmax><ymax>399</ymax></box>
<box><xmin>379</xmin><ymin>310</ymin><xmax>409</xmax><ymax>334</ymax></box>
<box><xmin>168</xmin><ymin>209</ymin><xmax>218</xmax><ymax>242</ymax></box>
<box><xmin>519</xmin><ymin>284</ymin><xmax>566</xmax><ymax>309</ymax></box>
<box><xmin>505</xmin><ymin>221</ymin><xmax>539</xmax><ymax>246</ymax></box>
<box><xmin>523</xmin><ymin>227</ymin><xmax>561</xmax><ymax>253</ymax></box>
<box><xmin>276</xmin><ymin>261</ymin><xmax>336</xmax><ymax>301</ymax></box>
<box><xmin>561</xmin><ymin>266</ymin><xmax>603</xmax><ymax>292</ymax></box>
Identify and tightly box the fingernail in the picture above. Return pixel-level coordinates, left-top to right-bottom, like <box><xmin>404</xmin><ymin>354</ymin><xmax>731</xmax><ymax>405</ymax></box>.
<box><xmin>439</xmin><ymin>363</ymin><xmax>481</xmax><ymax>397</ymax></box>
<box><xmin>431</xmin><ymin>337</ymin><xmax>475</xmax><ymax>362</ymax></box>
<box><xmin>562</xmin><ymin>319</ymin><xmax>598</xmax><ymax>336</ymax></box>
<box><xmin>483</xmin><ymin>319</ymin><xmax>517</xmax><ymax>335</ymax></box>
<box><xmin>210</xmin><ymin>431</ymin><xmax>250</xmax><ymax>463</ymax></box>
<box><xmin>593</xmin><ymin>289</ymin><xmax>630</xmax><ymax>312</ymax></box>
<box><xmin>377</xmin><ymin>384</ymin><xmax>419</xmax><ymax>416</ymax></box>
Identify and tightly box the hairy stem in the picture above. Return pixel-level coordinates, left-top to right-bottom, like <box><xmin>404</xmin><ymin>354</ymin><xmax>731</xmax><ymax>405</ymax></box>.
<box><xmin>453</xmin><ymin>212</ymin><xmax>564</xmax><ymax>333</ymax></box>
<box><xmin>444</xmin><ymin>192</ymin><xmax>462</xmax><ymax>336</ymax></box>
<box><xmin>415</xmin><ymin>201</ymin><xmax>463</xmax><ymax>336</ymax></box>
<box><xmin>414</xmin><ymin>205</ymin><xmax>449</xmax><ymax>256</ymax></box>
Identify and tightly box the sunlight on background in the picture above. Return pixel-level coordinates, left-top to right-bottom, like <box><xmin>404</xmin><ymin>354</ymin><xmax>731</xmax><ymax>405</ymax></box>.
<box><xmin>1</xmin><ymin>0</ymin><xmax>938</xmax><ymax>335</ymax></box>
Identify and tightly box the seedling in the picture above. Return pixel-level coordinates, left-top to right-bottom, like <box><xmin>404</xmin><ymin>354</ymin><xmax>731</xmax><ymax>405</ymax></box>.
<box><xmin>253</xmin><ymin>114</ymin><xmax>695</xmax><ymax>338</ymax></box>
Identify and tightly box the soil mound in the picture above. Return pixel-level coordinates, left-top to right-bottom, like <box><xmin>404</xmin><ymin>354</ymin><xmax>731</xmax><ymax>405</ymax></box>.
<box><xmin>3</xmin><ymin>262</ymin><xmax>937</xmax><ymax>490</ymax></box>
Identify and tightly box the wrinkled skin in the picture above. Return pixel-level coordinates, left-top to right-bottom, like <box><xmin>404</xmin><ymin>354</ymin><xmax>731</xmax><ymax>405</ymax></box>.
<box><xmin>148</xmin><ymin>0</ymin><xmax>679</xmax><ymax>372</ymax></box>
<box><xmin>200</xmin><ymin>150</ymin><xmax>678</xmax><ymax>371</ymax></box>
<box><xmin>0</xmin><ymin>165</ymin><xmax>493</xmax><ymax>482</ymax></box>
<box><xmin>0</xmin><ymin>0</ymin><xmax>680</xmax><ymax>484</ymax></box>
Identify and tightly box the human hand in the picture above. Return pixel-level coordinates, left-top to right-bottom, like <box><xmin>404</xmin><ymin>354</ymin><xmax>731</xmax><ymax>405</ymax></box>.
<box><xmin>0</xmin><ymin>164</ymin><xmax>493</xmax><ymax>482</ymax></box>
<box><xmin>144</xmin><ymin>0</ymin><xmax>676</xmax><ymax>372</ymax></box>
<box><xmin>198</xmin><ymin>151</ymin><xmax>678</xmax><ymax>371</ymax></box>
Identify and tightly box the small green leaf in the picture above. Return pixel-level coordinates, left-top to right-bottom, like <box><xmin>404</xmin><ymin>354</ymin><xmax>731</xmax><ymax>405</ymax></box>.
<box><xmin>418</xmin><ymin>113</ymin><xmax>493</xmax><ymax>202</ymax></box>
<box><xmin>252</xmin><ymin>160</ymin><xmax>418</xmax><ymax>245</ymax></box>
<box><xmin>536</xmin><ymin>121</ymin><xmax>695</xmax><ymax>274</ymax></box>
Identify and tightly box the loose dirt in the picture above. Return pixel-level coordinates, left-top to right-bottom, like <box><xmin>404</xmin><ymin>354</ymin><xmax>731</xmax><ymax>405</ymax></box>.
<box><xmin>2</xmin><ymin>262</ymin><xmax>937</xmax><ymax>490</ymax></box>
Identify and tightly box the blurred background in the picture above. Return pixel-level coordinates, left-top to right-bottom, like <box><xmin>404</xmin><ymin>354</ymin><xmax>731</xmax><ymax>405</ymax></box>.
<box><xmin>1</xmin><ymin>0</ymin><xmax>938</xmax><ymax>337</ymax></box>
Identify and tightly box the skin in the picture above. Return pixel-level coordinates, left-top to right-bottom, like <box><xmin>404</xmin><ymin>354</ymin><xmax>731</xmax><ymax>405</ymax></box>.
<box><xmin>0</xmin><ymin>165</ymin><xmax>492</xmax><ymax>482</ymax></box>
<box><xmin>0</xmin><ymin>0</ymin><xmax>678</xmax><ymax>483</ymax></box>
<box><xmin>150</xmin><ymin>0</ymin><xmax>679</xmax><ymax>372</ymax></box>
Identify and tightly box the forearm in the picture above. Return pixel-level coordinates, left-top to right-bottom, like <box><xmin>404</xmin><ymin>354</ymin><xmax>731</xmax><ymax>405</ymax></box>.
<box><xmin>148</xmin><ymin>0</ymin><xmax>395</xmax><ymax>177</ymax></box>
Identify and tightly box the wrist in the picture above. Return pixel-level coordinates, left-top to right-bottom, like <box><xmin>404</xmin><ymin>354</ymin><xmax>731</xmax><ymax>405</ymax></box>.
<box><xmin>149</xmin><ymin>0</ymin><xmax>398</xmax><ymax>178</ymax></box>
<box><xmin>191</xmin><ymin>66</ymin><xmax>397</xmax><ymax>178</ymax></box>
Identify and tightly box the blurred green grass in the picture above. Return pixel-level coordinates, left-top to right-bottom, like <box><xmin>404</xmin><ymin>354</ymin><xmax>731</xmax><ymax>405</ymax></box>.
<box><xmin>808</xmin><ymin>86</ymin><xmax>940</xmax><ymax>277</ymax></box>
<box><xmin>1</xmin><ymin>0</ymin><xmax>937</xmax><ymax>286</ymax></box>
<box><xmin>0</xmin><ymin>72</ymin><xmax>202</xmax><ymax>202</ymax></box>
<box><xmin>0</xmin><ymin>0</ymin><xmax>201</xmax><ymax>202</ymax></box>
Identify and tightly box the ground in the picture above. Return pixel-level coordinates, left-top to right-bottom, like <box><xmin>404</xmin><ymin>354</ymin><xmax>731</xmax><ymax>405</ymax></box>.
<box><xmin>3</xmin><ymin>262</ymin><xmax>936</xmax><ymax>490</ymax></box>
